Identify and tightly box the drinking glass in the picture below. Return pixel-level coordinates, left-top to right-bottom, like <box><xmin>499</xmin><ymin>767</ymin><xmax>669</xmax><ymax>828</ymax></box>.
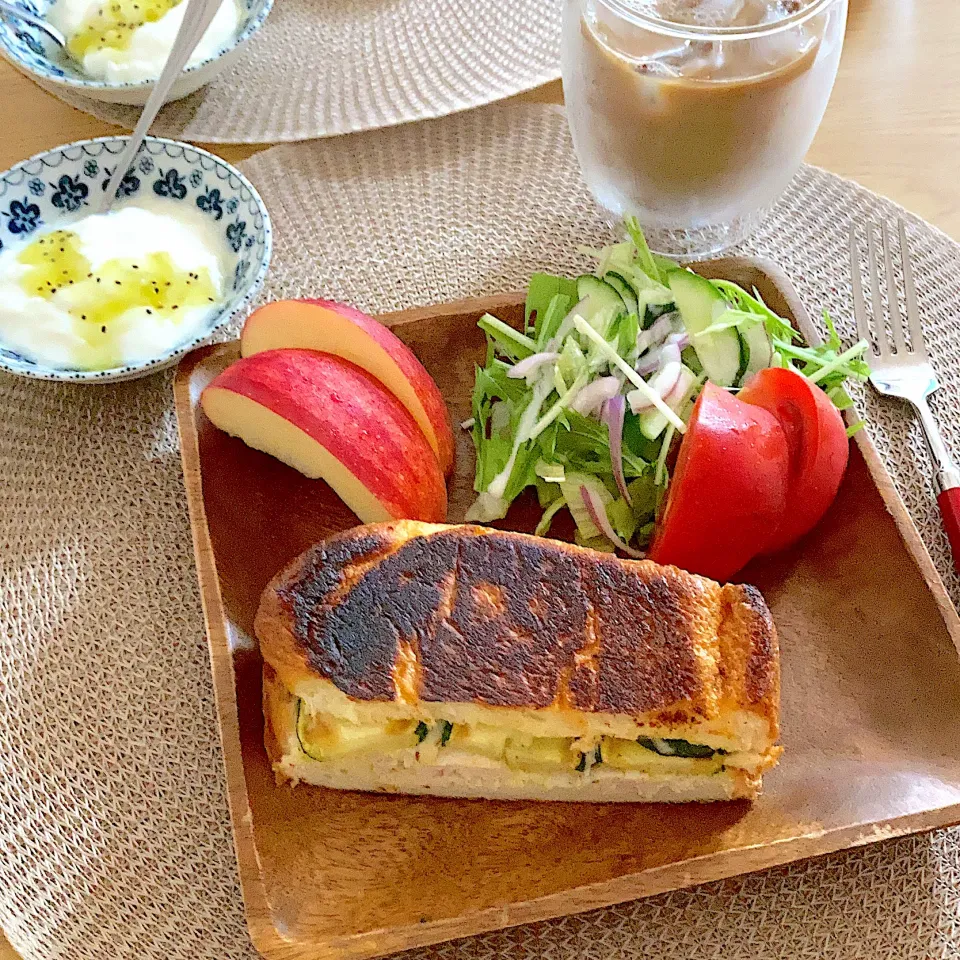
<box><xmin>562</xmin><ymin>0</ymin><xmax>848</xmax><ymax>257</ymax></box>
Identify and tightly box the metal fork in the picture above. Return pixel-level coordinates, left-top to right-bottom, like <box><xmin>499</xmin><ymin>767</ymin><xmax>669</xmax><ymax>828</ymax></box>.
<box><xmin>849</xmin><ymin>219</ymin><xmax>960</xmax><ymax>569</ymax></box>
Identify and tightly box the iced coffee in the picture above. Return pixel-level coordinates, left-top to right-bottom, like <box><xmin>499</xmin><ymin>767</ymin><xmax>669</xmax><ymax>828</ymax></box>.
<box><xmin>561</xmin><ymin>0</ymin><xmax>847</xmax><ymax>256</ymax></box>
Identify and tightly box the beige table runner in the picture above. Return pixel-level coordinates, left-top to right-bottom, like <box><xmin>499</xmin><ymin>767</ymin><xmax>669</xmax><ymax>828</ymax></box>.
<box><xmin>2</xmin><ymin>102</ymin><xmax>960</xmax><ymax>960</ymax></box>
<box><xmin>36</xmin><ymin>0</ymin><xmax>561</xmax><ymax>144</ymax></box>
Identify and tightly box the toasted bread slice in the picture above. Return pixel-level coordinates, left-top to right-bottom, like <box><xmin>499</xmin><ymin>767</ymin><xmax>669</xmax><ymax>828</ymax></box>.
<box><xmin>257</xmin><ymin>521</ymin><xmax>781</xmax><ymax>801</ymax></box>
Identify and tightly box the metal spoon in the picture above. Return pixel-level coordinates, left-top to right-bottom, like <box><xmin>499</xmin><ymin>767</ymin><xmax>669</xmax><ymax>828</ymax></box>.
<box><xmin>97</xmin><ymin>0</ymin><xmax>222</xmax><ymax>212</ymax></box>
<box><xmin>0</xmin><ymin>0</ymin><xmax>67</xmax><ymax>49</ymax></box>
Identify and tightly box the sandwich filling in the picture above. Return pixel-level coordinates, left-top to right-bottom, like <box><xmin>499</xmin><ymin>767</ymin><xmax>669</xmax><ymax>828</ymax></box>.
<box><xmin>294</xmin><ymin>702</ymin><xmax>776</xmax><ymax>780</ymax></box>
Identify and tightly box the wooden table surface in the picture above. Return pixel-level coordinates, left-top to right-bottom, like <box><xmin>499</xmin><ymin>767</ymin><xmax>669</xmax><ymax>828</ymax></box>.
<box><xmin>0</xmin><ymin>0</ymin><xmax>958</xmax><ymax>957</ymax></box>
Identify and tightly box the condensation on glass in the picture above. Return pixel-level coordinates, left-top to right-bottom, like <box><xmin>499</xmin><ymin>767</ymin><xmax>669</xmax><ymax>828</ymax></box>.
<box><xmin>562</xmin><ymin>0</ymin><xmax>848</xmax><ymax>257</ymax></box>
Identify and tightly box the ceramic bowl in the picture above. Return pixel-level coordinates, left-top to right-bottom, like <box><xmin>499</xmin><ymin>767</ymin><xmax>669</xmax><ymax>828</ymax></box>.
<box><xmin>0</xmin><ymin>135</ymin><xmax>272</xmax><ymax>383</ymax></box>
<box><xmin>0</xmin><ymin>0</ymin><xmax>273</xmax><ymax>105</ymax></box>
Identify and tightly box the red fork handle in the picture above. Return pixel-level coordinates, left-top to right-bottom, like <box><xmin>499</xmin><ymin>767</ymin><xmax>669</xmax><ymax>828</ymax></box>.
<box><xmin>937</xmin><ymin>486</ymin><xmax>960</xmax><ymax>574</ymax></box>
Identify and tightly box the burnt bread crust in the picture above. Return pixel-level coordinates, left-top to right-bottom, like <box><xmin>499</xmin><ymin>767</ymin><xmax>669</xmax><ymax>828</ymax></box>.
<box><xmin>255</xmin><ymin>522</ymin><xmax>411</xmax><ymax>701</ymax></box>
<box><xmin>254</xmin><ymin>522</ymin><xmax>779</xmax><ymax>739</ymax></box>
<box><xmin>717</xmin><ymin>583</ymin><xmax>780</xmax><ymax>736</ymax></box>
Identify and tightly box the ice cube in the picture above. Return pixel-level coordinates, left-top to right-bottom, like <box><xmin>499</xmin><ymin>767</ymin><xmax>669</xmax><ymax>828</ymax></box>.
<box><xmin>635</xmin><ymin>0</ymin><xmax>809</xmax><ymax>28</ymax></box>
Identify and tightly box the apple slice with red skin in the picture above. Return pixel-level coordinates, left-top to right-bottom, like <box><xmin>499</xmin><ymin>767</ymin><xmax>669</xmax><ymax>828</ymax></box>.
<box><xmin>201</xmin><ymin>349</ymin><xmax>447</xmax><ymax>524</ymax></box>
<box><xmin>240</xmin><ymin>299</ymin><xmax>454</xmax><ymax>476</ymax></box>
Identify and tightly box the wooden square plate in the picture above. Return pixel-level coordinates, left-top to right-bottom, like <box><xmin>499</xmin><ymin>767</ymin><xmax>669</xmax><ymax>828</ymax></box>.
<box><xmin>174</xmin><ymin>258</ymin><xmax>960</xmax><ymax>960</ymax></box>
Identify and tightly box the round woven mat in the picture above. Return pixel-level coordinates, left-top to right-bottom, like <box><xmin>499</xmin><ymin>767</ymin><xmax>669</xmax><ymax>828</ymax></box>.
<box><xmin>2</xmin><ymin>102</ymin><xmax>960</xmax><ymax>960</ymax></box>
<box><xmin>35</xmin><ymin>0</ymin><xmax>561</xmax><ymax>143</ymax></box>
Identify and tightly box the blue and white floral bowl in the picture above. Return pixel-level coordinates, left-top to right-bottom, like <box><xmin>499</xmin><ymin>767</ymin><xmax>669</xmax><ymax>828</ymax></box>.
<box><xmin>0</xmin><ymin>0</ymin><xmax>273</xmax><ymax>105</ymax></box>
<box><xmin>0</xmin><ymin>136</ymin><xmax>272</xmax><ymax>383</ymax></box>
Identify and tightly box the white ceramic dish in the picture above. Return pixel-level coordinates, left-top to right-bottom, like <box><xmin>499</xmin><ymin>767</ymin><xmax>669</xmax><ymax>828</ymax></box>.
<box><xmin>0</xmin><ymin>0</ymin><xmax>272</xmax><ymax>104</ymax></box>
<box><xmin>0</xmin><ymin>135</ymin><xmax>272</xmax><ymax>383</ymax></box>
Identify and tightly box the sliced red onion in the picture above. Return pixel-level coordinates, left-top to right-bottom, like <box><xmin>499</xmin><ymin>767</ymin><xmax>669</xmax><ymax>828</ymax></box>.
<box><xmin>581</xmin><ymin>484</ymin><xmax>646</xmax><ymax>558</ymax></box>
<box><xmin>658</xmin><ymin>340</ymin><xmax>682</xmax><ymax>369</ymax></box>
<box><xmin>601</xmin><ymin>394</ymin><xmax>631</xmax><ymax>505</ymax></box>
<box><xmin>635</xmin><ymin>347</ymin><xmax>662</xmax><ymax>377</ymax></box>
<box><xmin>570</xmin><ymin>376</ymin><xmax>620</xmax><ymax>416</ymax></box>
<box><xmin>507</xmin><ymin>351</ymin><xmax>560</xmax><ymax>379</ymax></box>
<box><xmin>627</xmin><ymin>389</ymin><xmax>653</xmax><ymax>413</ymax></box>
<box><xmin>627</xmin><ymin>361</ymin><xmax>683</xmax><ymax>414</ymax></box>
<box><xmin>654</xmin><ymin>360</ymin><xmax>683</xmax><ymax>398</ymax></box>
<box><xmin>666</xmin><ymin>331</ymin><xmax>690</xmax><ymax>351</ymax></box>
<box><xmin>647</xmin><ymin>314</ymin><xmax>675</xmax><ymax>346</ymax></box>
<box><xmin>663</xmin><ymin>365</ymin><xmax>698</xmax><ymax>406</ymax></box>
<box><xmin>634</xmin><ymin>316</ymin><xmax>675</xmax><ymax>373</ymax></box>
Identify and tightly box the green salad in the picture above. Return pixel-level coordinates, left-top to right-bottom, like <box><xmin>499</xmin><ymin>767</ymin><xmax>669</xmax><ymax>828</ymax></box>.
<box><xmin>464</xmin><ymin>218</ymin><xmax>870</xmax><ymax>555</ymax></box>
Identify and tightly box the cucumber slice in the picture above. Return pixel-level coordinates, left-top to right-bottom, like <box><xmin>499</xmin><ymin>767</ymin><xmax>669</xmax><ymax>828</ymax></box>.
<box><xmin>644</xmin><ymin>300</ymin><xmax>677</xmax><ymax>326</ymax></box>
<box><xmin>603</xmin><ymin>739</ymin><xmax>723</xmax><ymax>775</ymax></box>
<box><xmin>669</xmin><ymin>270</ymin><xmax>741</xmax><ymax>387</ymax></box>
<box><xmin>603</xmin><ymin>271</ymin><xmax>639</xmax><ymax>317</ymax></box>
<box><xmin>738</xmin><ymin>321</ymin><xmax>773</xmax><ymax>381</ymax></box>
<box><xmin>296</xmin><ymin>700</ymin><xmax>418</xmax><ymax>760</ymax></box>
<box><xmin>296</xmin><ymin>699</ymin><xmax>324</xmax><ymax>761</ymax></box>
<box><xmin>505</xmin><ymin>736</ymin><xmax>579</xmax><ymax>773</ymax></box>
<box><xmin>446</xmin><ymin>723</ymin><xmax>509</xmax><ymax>760</ymax></box>
<box><xmin>576</xmin><ymin>274</ymin><xmax>627</xmax><ymax>319</ymax></box>
<box><xmin>599</xmin><ymin>260</ymin><xmax>674</xmax><ymax>329</ymax></box>
<box><xmin>637</xmin><ymin>736</ymin><xmax>719</xmax><ymax>759</ymax></box>
<box><xmin>637</xmin><ymin>364</ymin><xmax>699</xmax><ymax>440</ymax></box>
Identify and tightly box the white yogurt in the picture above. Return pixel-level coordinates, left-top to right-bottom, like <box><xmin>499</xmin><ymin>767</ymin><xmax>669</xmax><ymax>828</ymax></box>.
<box><xmin>0</xmin><ymin>197</ymin><xmax>230</xmax><ymax>371</ymax></box>
<box><xmin>48</xmin><ymin>0</ymin><xmax>241</xmax><ymax>84</ymax></box>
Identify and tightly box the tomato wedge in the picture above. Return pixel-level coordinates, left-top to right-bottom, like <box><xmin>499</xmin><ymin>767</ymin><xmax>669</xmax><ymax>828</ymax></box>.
<box><xmin>647</xmin><ymin>382</ymin><xmax>789</xmax><ymax>582</ymax></box>
<box><xmin>738</xmin><ymin>367</ymin><xmax>849</xmax><ymax>553</ymax></box>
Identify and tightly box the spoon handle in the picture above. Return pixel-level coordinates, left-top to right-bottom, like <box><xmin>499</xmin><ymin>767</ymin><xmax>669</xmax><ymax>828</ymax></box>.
<box><xmin>0</xmin><ymin>0</ymin><xmax>67</xmax><ymax>47</ymax></box>
<box><xmin>98</xmin><ymin>0</ymin><xmax>223</xmax><ymax>212</ymax></box>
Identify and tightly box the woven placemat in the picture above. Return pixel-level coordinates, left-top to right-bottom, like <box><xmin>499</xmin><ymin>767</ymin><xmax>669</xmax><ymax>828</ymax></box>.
<box><xmin>35</xmin><ymin>0</ymin><xmax>561</xmax><ymax>144</ymax></box>
<box><xmin>2</xmin><ymin>102</ymin><xmax>960</xmax><ymax>960</ymax></box>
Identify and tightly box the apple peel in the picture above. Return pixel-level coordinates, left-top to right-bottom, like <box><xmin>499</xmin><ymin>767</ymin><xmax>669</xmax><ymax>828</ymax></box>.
<box><xmin>201</xmin><ymin>349</ymin><xmax>447</xmax><ymax>524</ymax></box>
<box><xmin>241</xmin><ymin>299</ymin><xmax>454</xmax><ymax>476</ymax></box>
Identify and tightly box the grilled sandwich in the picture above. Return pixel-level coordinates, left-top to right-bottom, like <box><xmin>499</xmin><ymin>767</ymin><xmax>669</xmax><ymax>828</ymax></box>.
<box><xmin>257</xmin><ymin>521</ymin><xmax>781</xmax><ymax>802</ymax></box>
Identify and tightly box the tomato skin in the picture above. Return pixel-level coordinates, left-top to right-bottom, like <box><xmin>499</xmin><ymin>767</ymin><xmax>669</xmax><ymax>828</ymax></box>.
<box><xmin>648</xmin><ymin>383</ymin><xmax>789</xmax><ymax>582</ymax></box>
<box><xmin>738</xmin><ymin>368</ymin><xmax>849</xmax><ymax>553</ymax></box>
